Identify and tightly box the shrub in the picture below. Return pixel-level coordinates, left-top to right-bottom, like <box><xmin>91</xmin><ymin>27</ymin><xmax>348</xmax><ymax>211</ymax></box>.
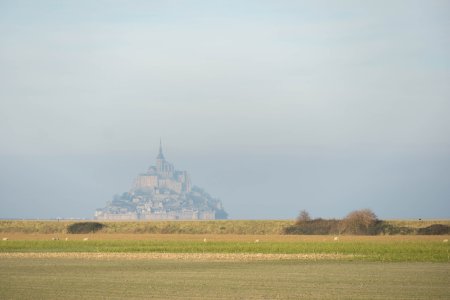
<box><xmin>417</xmin><ymin>224</ymin><xmax>450</xmax><ymax>235</ymax></box>
<box><xmin>373</xmin><ymin>221</ymin><xmax>414</xmax><ymax>235</ymax></box>
<box><xmin>67</xmin><ymin>222</ymin><xmax>105</xmax><ymax>234</ymax></box>
<box><xmin>340</xmin><ymin>209</ymin><xmax>378</xmax><ymax>235</ymax></box>
<box><xmin>295</xmin><ymin>210</ymin><xmax>311</xmax><ymax>224</ymax></box>
<box><xmin>284</xmin><ymin>219</ymin><xmax>341</xmax><ymax>235</ymax></box>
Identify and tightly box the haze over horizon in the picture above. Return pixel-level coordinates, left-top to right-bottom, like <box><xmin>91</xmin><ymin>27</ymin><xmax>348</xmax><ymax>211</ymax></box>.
<box><xmin>1</xmin><ymin>1</ymin><xmax>449</xmax><ymax>220</ymax></box>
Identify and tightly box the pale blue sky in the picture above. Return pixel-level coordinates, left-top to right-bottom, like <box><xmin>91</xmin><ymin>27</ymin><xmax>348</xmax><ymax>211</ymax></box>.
<box><xmin>1</xmin><ymin>0</ymin><xmax>449</xmax><ymax>219</ymax></box>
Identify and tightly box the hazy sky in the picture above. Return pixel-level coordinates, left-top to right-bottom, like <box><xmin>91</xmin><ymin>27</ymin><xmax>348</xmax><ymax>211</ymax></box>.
<box><xmin>1</xmin><ymin>0</ymin><xmax>449</xmax><ymax>219</ymax></box>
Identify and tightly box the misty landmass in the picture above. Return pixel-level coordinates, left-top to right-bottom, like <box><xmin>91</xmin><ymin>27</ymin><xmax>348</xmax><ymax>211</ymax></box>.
<box><xmin>95</xmin><ymin>142</ymin><xmax>227</xmax><ymax>220</ymax></box>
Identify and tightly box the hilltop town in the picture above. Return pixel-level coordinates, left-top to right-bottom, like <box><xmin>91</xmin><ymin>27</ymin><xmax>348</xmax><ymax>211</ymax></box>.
<box><xmin>95</xmin><ymin>142</ymin><xmax>227</xmax><ymax>220</ymax></box>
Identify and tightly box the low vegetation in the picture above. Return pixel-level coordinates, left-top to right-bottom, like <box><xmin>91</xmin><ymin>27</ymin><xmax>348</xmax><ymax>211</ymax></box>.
<box><xmin>283</xmin><ymin>219</ymin><xmax>450</xmax><ymax>235</ymax></box>
<box><xmin>284</xmin><ymin>209</ymin><xmax>450</xmax><ymax>235</ymax></box>
<box><xmin>0</xmin><ymin>215</ymin><xmax>449</xmax><ymax>236</ymax></box>
<box><xmin>66</xmin><ymin>222</ymin><xmax>105</xmax><ymax>234</ymax></box>
<box><xmin>284</xmin><ymin>218</ymin><xmax>341</xmax><ymax>235</ymax></box>
<box><xmin>1</xmin><ymin>235</ymin><xmax>449</xmax><ymax>262</ymax></box>
<box><xmin>417</xmin><ymin>224</ymin><xmax>450</xmax><ymax>235</ymax></box>
<box><xmin>0</xmin><ymin>220</ymin><xmax>291</xmax><ymax>235</ymax></box>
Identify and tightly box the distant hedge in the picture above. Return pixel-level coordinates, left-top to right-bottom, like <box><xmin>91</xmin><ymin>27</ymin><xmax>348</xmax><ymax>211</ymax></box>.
<box><xmin>283</xmin><ymin>221</ymin><xmax>450</xmax><ymax>235</ymax></box>
<box><xmin>283</xmin><ymin>219</ymin><xmax>341</xmax><ymax>235</ymax></box>
<box><xmin>67</xmin><ymin>222</ymin><xmax>105</xmax><ymax>234</ymax></box>
<box><xmin>417</xmin><ymin>224</ymin><xmax>450</xmax><ymax>235</ymax></box>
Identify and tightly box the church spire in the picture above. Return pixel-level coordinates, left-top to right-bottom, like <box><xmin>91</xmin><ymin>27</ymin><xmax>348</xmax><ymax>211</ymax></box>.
<box><xmin>157</xmin><ymin>138</ymin><xmax>165</xmax><ymax>159</ymax></box>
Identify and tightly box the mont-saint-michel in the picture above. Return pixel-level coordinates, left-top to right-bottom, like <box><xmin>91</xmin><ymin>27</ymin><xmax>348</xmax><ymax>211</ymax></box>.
<box><xmin>95</xmin><ymin>142</ymin><xmax>227</xmax><ymax>220</ymax></box>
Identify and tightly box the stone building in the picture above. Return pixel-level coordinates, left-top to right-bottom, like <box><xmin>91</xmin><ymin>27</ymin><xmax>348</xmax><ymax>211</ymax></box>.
<box><xmin>132</xmin><ymin>141</ymin><xmax>191</xmax><ymax>194</ymax></box>
<box><xmin>95</xmin><ymin>141</ymin><xmax>227</xmax><ymax>220</ymax></box>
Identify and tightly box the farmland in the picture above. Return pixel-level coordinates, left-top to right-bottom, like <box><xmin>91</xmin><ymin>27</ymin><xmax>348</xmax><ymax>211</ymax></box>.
<box><xmin>1</xmin><ymin>221</ymin><xmax>449</xmax><ymax>299</ymax></box>
<box><xmin>1</xmin><ymin>234</ymin><xmax>449</xmax><ymax>262</ymax></box>
<box><xmin>1</xmin><ymin>258</ymin><xmax>449</xmax><ymax>299</ymax></box>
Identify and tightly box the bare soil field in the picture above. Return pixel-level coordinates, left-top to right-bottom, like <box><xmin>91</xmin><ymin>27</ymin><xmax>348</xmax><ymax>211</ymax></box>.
<box><xmin>0</xmin><ymin>257</ymin><xmax>448</xmax><ymax>299</ymax></box>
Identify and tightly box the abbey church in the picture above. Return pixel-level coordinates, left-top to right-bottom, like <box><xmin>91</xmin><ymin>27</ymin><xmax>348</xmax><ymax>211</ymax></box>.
<box><xmin>95</xmin><ymin>142</ymin><xmax>227</xmax><ymax>220</ymax></box>
<box><xmin>133</xmin><ymin>142</ymin><xmax>191</xmax><ymax>195</ymax></box>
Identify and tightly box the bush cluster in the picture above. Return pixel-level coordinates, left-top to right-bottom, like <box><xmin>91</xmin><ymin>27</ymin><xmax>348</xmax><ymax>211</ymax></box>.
<box><xmin>417</xmin><ymin>224</ymin><xmax>450</xmax><ymax>235</ymax></box>
<box><xmin>285</xmin><ymin>209</ymin><xmax>380</xmax><ymax>235</ymax></box>
<box><xmin>67</xmin><ymin>222</ymin><xmax>105</xmax><ymax>234</ymax></box>
<box><xmin>284</xmin><ymin>219</ymin><xmax>341</xmax><ymax>235</ymax></box>
<box><xmin>284</xmin><ymin>209</ymin><xmax>450</xmax><ymax>235</ymax></box>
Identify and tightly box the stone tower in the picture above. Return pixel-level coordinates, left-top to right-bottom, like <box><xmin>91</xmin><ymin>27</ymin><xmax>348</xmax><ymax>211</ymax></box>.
<box><xmin>156</xmin><ymin>139</ymin><xmax>174</xmax><ymax>178</ymax></box>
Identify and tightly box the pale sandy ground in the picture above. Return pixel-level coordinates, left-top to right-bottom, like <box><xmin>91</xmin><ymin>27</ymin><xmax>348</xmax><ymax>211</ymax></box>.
<box><xmin>0</xmin><ymin>252</ymin><xmax>355</xmax><ymax>261</ymax></box>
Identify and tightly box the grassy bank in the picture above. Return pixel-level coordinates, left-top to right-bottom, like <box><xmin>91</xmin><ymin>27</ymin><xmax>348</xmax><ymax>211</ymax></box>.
<box><xmin>0</xmin><ymin>220</ymin><xmax>291</xmax><ymax>234</ymax></box>
<box><xmin>1</xmin><ymin>219</ymin><xmax>449</xmax><ymax>235</ymax></box>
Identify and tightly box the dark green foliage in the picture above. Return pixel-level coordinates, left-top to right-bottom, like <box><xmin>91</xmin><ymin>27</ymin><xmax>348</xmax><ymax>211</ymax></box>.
<box><xmin>417</xmin><ymin>224</ymin><xmax>450</xmax><ymax>235</ymax></box>
<box><xmin>374</xmin><ymin>222</ymin><xmax>415</xmax><ymax>235</ymax></box>
<box><xmin>283</xmin><ymin>219</ymin><xmax>341</xmax><ymax>235</ymax></box>
<box><xmin>284</xmin><ymin>219</ymin><xmax>450</xmax><ymax>236</ymax></box>
<box><xmin>284</xmin><ymin>219</ymin><xmax>419</xmax><ymax>236</ymax></box>
<box><xmin>361</xmin><ymin>222</ymin><xmax>449</xmax><ymax>235</ymax></box>
<box><xmin>215</xmin><ymin>209</ymin><xmax>228</xmax><ymax>220</ymax></box>
<box><xmin>67</xmin><ymin>222</ymin><xmax>105</xmax><ymax>234</ymax></box>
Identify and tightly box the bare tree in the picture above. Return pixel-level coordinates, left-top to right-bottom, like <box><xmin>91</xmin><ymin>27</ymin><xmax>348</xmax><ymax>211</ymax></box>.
<box><xmin>340</xmin><ymin>209</ymin><xmax>378</xmax><ymax>235</ymax></box>
<box><xmin>295</xmin><ymin>210</ymin><xmax>311</xmax><ymax>224</ymax></box>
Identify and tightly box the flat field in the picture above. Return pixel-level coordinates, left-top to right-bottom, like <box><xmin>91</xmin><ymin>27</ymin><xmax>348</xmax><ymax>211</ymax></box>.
<box><xmin>1</xmin><ymin>227</ymin><xmax>449</xmax><ymax>299</ymax></box>
<box><xmin>1</xmin><ymin>258</ymin><xmax>449</xmax><ymax>299</ymax></box>
<box><xmin>1</xmin><ymin>233</ymin><xmax>449</xmax><ymax>262</ymax></box>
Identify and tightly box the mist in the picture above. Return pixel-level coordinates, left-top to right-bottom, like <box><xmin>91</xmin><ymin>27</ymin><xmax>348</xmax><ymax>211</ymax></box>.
<box><xmin>1</xmin><ymin>1</ymin><xmax>449</xmax><ymax>219</ymax></box>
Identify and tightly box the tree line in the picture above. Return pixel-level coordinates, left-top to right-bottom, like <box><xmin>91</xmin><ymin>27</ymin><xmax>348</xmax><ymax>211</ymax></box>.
<box><xmin>283</xmin><ymin>209</ymin><xmax>449</xmax><ymax>235</ymax></box>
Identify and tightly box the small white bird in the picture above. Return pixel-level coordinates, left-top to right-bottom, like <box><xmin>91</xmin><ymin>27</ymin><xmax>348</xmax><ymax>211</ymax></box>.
<box><xmin>83</xmin><ymin>237</ymin><xmax>89</xmax><ymax>241</ymax></box>
<box><xmin>254</xmin><ymin>239</ymin><xmax>260</xmax><ymax>243</ymax></box>
<box><xmin>2</xmin><ymin>237</ymin><xmax>8</xmax><ymax>241</ymax></box>
<box><xmin>333</xmin><ymin>236</ymin><xmax>339</xmax><ymax>241</ymax></box>
<box><xmin>203</xmin><ymin>238</ymin><xmax>207</xmax><ymax>243</ymax></box>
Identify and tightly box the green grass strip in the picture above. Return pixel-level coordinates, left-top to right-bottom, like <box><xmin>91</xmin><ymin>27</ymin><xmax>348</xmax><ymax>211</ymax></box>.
<box><xmin>1</xmin><ymin>240</ymin><xmax>449</xmax><ymax>262</ymax></box>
